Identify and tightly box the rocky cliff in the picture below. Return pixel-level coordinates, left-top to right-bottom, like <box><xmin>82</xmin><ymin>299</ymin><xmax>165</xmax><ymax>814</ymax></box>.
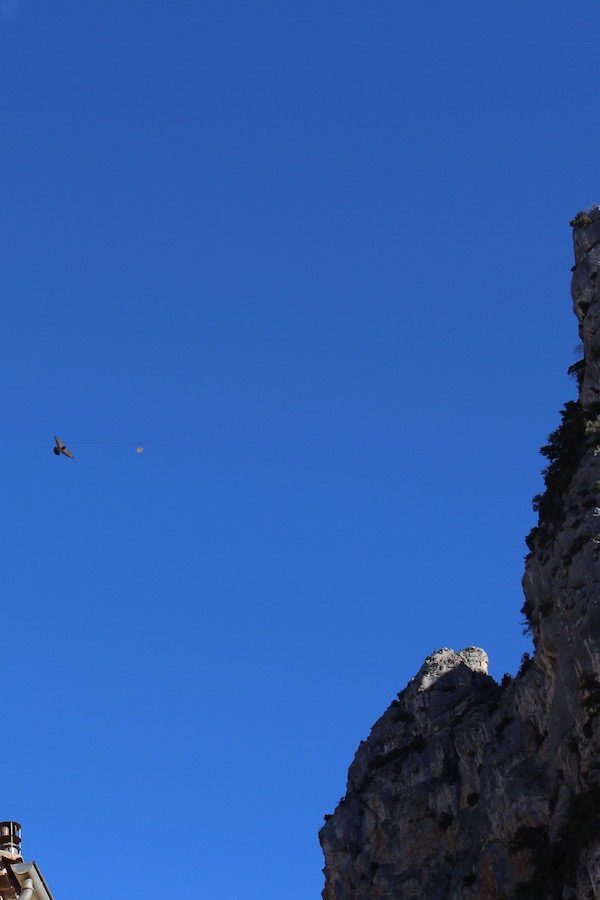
<box><xmin>320</xmin><ymin>210</ymin><xmax>600</xmax><ymax>899</ymax></box>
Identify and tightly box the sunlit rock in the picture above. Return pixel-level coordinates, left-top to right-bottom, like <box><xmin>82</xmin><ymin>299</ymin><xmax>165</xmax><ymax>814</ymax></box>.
<box><xmin>320</xmin><ymin>212</ymin><xmax>600</xmax><ymax>899</ymax></box>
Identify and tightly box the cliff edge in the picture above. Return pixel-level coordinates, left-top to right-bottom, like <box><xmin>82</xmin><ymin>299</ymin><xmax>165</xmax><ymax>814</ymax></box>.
<box><xmin>320</xmin><ymin>210</ymin><xmax>600</xmax><ymax>899</ymax></box>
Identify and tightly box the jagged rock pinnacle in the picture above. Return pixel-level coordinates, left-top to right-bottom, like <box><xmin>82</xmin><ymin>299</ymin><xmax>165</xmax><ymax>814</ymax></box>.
<box><xmin>320</xmin><ymin>214</ymin><xmax>600</xmax><ymax>899</ymax></box>
<box><xmin>572</xmin><ymin>206</ymin><xmax>600</xmax><ymax>409</ymax></box>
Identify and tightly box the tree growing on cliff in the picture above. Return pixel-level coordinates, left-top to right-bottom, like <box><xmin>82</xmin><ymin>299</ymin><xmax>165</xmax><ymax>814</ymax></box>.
<box><xmin>570</xmin><ymin>211</ymin><xmax>592</xmax><ymax>228</ymax></box>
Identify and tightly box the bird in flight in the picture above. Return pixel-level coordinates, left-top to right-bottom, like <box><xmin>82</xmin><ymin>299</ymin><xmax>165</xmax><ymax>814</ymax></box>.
<box><xmin>54</xmin><ymin>436</ymin><xmax>74</xmax><ymax>459</ymax></box>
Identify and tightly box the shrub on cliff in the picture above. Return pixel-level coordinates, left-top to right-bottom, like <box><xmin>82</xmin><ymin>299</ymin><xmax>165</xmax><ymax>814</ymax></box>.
<box><xmin>531</xmin><ymin>400</ymin><xmax>587</xmax><ymax>527</ymax></box>
<box><xmin>570</xmin><ymin>211</ymin><xmax>592</xmax><ymax>228</ymax></box>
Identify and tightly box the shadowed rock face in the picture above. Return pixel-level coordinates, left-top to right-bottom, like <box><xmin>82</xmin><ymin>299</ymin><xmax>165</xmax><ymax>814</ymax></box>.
<box><xmin>320</xmin><ymin>211</ymin><xmax>600</xmax><ymax>900</ymax></box>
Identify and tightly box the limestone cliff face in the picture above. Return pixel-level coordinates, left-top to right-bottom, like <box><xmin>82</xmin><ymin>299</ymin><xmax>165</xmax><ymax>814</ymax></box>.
<box><xmin>320</xmin><ymin>210</ymin><xmax>600</xmax><ymax>899</ymax></box>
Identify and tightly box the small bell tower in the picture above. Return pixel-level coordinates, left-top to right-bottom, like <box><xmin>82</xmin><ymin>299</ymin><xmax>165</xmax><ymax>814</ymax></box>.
<box><xmin>0</xmin><ymin>822</ymin><xmax>21</xmax><ymax>857</ymax></box>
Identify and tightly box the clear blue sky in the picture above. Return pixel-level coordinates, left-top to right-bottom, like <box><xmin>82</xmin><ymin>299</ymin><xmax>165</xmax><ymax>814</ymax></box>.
<box><xmin>1</xmin><ymin>2</ymin><xmax>597</xmax><ymax>897</ymax></box>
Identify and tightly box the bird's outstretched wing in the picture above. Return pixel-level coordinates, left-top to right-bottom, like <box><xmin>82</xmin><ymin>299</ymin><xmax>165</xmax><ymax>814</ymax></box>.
<box><xmin>54</xmin><ymin>436</ymin><xmax>74</xmax><ymax>458</ymax></box>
